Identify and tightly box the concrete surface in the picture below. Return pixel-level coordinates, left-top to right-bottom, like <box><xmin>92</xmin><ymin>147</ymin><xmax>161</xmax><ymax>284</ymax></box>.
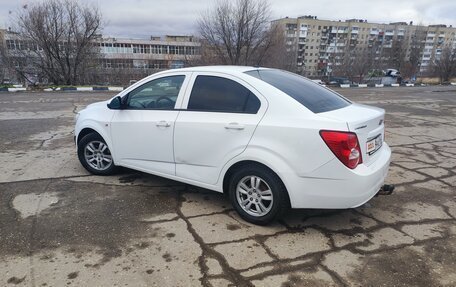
<box><xmin>0</xmin><ymin>87</ymin><xmax>455</xmax><ymax>286</ymax></box>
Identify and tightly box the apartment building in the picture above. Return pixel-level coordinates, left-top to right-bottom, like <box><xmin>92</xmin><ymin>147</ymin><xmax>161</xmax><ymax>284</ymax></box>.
<box><xmin>273</xmin><ymin>16</ymin><xmax>456</xmax><ymax>78</ymax></box>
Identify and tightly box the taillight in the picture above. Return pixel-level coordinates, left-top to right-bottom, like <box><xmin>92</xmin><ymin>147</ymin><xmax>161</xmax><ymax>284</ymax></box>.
<box><xmin>320</xmin><ymin>130</ymin><xmax>363</xmax><ymax>169</ymax></box>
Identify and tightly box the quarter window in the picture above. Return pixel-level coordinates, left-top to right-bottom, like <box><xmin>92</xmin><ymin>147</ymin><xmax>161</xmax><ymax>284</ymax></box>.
<box><xmin>187</xmin><ymin>76</ymin><xmax>260</xmax><ymax>113</ymax></box>
<box><xmin>126</xmin><ymin>75</ymin><xmax>185</xmax><ymax>110</ymax></box>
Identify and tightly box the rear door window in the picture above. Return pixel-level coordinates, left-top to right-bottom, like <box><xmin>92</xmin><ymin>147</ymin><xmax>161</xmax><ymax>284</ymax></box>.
<box><xmin>187</xmin><ymin>75</ymin><xmax>260</xmax><ymax>114</ymax></box>
<box><xmin>245</xmin><ymin>69</ymin><xmax>350</xmax><ymax>113</ymax></box>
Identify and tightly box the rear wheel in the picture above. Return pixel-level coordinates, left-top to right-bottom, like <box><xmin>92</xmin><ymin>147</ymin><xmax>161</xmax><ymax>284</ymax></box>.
<box><xmin>228</xmin><ymin>164</ymin><xmax>288</xmax><ymax>225</ymax></box>
<box><xmin>77</xmin><ymin>133</ymin><xmax>117</xmax><ymax>175</ymax></box>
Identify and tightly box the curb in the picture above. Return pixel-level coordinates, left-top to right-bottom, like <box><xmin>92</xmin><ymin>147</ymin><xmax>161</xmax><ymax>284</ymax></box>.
<box><xmin>0</xmin><ymin>87</ymin><xmax>27</xmax><ymax>92</ymax></box>
<box><xmin>335</xmin><ymin>83</ymin><xmax>426</xmax><ymax>88</ymax></box>
<box><xmin>93</xmin><ymin>87</ymin><xmax>109</xmax><ymax>91</ymax></box>
<box><xmin>76</xmin><ymin>87</ymin><xmax>93</xmax><ymax>91</ymax></box>
<box><xmin>108</xmin><ymin>87</ymin><xmax>124</xmax><ymax>92</ymax></box>
<box><xmin>0</xmin><ymin>86</ymin><xmax>125</xmax><ymax>92</ymax></box>
<box><xmin>0</xmin><ymin>83</ymin><xmax>444</xmax><ymax>92</ymax></box>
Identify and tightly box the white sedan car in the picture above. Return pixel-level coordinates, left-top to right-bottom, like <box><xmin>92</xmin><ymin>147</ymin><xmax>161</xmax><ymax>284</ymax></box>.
<box><xmin>75</xmin><ymin>66</ymin><xmax>391</xmax><ymax>225</ymax></box>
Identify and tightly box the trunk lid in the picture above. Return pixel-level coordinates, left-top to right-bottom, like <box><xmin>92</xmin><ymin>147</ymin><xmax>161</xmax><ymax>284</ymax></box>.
<box><xmin>319</xmin><ymin>103</ymin><xmax>385</xmax><ymax>166</ymax></box>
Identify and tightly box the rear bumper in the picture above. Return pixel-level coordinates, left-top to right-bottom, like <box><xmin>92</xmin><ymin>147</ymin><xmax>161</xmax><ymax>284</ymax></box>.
<box><xmin>285</xmin><ymin>143</ymin><xmax>391</xmax><ymax>209</ymax></box>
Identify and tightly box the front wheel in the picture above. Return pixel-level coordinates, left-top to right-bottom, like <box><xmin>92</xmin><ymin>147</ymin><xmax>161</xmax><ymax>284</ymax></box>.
<box><xmin>228</xmin><ymin>165</ymin><xmax>289</xmax><ymax>225</ymax></box>
<box><xmin>77</xmin><ymin>133</ymin><xmax>117</xmax><ymax>175</ymax></box>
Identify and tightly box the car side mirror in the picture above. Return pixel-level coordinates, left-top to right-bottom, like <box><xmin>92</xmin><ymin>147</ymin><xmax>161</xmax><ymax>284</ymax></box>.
<box><xmin>107</xmin><ymin>96</ymin><xmax>123</xmax><ymax>109</ymax></box>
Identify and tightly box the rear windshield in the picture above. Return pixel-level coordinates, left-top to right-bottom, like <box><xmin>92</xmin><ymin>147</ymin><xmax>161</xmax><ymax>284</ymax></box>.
<box><xmin>245</xmin><ymin>69</ymin><xmax>351</xmax><ymax>113</ymax></box>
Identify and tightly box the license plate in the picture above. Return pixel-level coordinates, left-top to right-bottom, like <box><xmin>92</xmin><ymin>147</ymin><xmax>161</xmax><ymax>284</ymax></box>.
<box><xmin>366</xmin><ymin>134</ymin><xmax>382</xmax><ymax>155</ymax></box>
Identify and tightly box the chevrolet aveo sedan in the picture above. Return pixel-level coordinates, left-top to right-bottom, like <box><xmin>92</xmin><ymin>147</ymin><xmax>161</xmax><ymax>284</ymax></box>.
<box><xmin>75</xmin><ymin>66</ymin><xmax>391</xmax><ymax>225</ymax></box>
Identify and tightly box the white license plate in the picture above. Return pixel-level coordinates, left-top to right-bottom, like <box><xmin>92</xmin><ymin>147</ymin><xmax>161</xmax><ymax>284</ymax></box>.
<box><xmin>366</xmin><ymin>134</ymin><xmax>382</xmax><ymax>155</ymax></box>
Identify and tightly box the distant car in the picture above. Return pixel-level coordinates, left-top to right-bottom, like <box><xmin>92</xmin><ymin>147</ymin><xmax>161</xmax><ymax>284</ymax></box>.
<box><xmin>75</xmin><ymin>66</ymin><xmax>391</xmax><ymax>225</ymax></box>
<box><xmin>328</xmin><ymin>77</ymin><xmax>350</xmax><ymax>85</ymax></box>
<box><xmin>1</xmin><ymin>79</ymin><xmax>11</xmax><ymax>85</ymax></box>
<box><xmin>311</xmin><ymin>79</ymin><xmax>325</xmax><ymax>85</ymax></box>
<box><xmin>386</xmin><ymin>69</ymin><xmax>400</xmax><ymax>77</ymax></box>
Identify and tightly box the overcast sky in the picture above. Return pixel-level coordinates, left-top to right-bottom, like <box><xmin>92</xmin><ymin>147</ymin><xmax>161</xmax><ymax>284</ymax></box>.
<box><xmin>1</xmin><ymin>0</ymin><xmax>455</xmax><ymax>38</ymax></box>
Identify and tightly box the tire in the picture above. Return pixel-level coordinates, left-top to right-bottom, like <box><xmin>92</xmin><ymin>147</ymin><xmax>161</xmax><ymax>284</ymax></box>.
<box><xmin>228</xmin><ymin>164</ymin><xmax>289</xmax><ymax>225</ymax></box>
<box><xmin>77</xmin><ymin>132</ymin><xmax>117</xmax><ymax>175</ymax></box>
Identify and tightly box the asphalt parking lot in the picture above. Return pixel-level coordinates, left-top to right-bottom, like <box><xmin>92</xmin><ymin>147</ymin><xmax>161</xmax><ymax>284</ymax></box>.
<box><xmin>1</xmin><ymin>86</ymin><xmax>455</xmax><ymax>286</ymax></box>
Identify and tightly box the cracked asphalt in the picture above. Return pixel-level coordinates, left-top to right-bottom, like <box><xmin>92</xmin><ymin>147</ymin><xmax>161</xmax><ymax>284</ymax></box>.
<box><xmin>0</xmin><ymin>87</ymin><xmax>455</xmax><ymax>286</ymax></box>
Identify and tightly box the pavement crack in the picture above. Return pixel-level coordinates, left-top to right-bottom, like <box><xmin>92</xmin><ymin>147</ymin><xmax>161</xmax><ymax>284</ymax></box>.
<box><xmin>176</xmin><ymin>189</ymin><xmax>253</xmax><ymax>287</ymax></box>
<box><xmin>319</xmin><ymin>262</ymin><xmax>347</xmax><ymax>287</ymax></box>
<box><xmin>37</xmin><ymin>133</ymin><xmax>57</xmax><ymax>149</ymax></box>
<box><xmin>27</xmin><ymin>179</ymin><xmax>53</xmax><ymax>287</ymax></box>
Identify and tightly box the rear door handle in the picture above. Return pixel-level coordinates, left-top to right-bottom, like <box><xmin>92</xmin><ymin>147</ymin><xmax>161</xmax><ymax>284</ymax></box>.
<box><xmin>225</xmin><ymin>122</ymin><xmax>245</xmax><ymax>130</ymax></box>
<box><xmin>156</xmin><ymin>120</ymin><xmax>171</xmax><ymax>127</ymax></box>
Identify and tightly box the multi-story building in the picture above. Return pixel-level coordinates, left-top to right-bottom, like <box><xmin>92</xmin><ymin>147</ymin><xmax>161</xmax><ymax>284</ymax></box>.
<box><xmin>96</xmin><ymin>35</ymin><xmax>200</xmax><ymax>70</ymax></box>
<box><xmin>273</xmin><ymin>16</ymin><xmax>456</xmax><ymax>79</ymax></box>
<box><xmin>0</xmin><ymin>29</ymin><xmax>201</xmax><ymax>84</ymax></box>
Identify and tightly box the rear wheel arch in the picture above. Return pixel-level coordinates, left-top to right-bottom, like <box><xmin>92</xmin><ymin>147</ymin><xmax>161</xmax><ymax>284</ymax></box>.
<box><xmin>224</xmin><ymin>160</ymin><xmax>291</xmax><ymax>224</ymax></box>
<box><xmin>222</xmin><ymin>160</ymin><xmax>290</xmax><ymax>205</ymax></box>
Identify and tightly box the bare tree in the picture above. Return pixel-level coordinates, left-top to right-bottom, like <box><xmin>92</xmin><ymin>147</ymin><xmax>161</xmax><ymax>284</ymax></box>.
<box><xmin>385</xmin><ymin>38</ymin><xmax>408</xmax><ymax>71</ymax></box>
<box><xmin>0</xmin><ymin>45</ymin><xmax>5</xmax><ymax>83</ymax></box>
<box><xmin>0</xmin><ymin>30</ymin><xmax>5</xmax><ymax>83</ymax></box>
<box><xmin>432</xmin><ymin>46</ymin><xmax>456</xmax><ymax>83</ymax></box>
<box><xmin>184</xmin><ymin>39</ymin><xmax>224</xmax><ymax>66</ymax></box>
<box><xmin>403</xmin><ymin>26</ymin><xmax>426</xmax><ymax>78</ymax></box>
<box><xmin>10</xmin><ymin>0</ymin><xmax>102</xmax><ymax>85</ymax></box>
<box><xmin>259</xmin><ymin>23</ymin><xmax>296</xmax><ymax>71</ymax></box>
<box><xmin>351</xmin><ymin>48</ymin><xmax>372</xmax><ymax>83</ymax></box>
<box><xmin>333</xmin><ymin>46</ymin><xmax>370</xmax><ymax>83</ymax></box>
<box><xmin>0</xmin><ymin>36</ymin><xmax>21</xmax><ymax>84</ymax></box>
<box><xmin>197</xmin><ymin>0</ymin><xmax>277</xmax><ymax>66</ymax></box>
<box><xmin>332</xmin><ymin>46</ymin><xmax>353</xmax><ymax>80</ymax></box>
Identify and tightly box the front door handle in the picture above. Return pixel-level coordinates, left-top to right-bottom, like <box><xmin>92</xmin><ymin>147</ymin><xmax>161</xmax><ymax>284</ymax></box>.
<box><xmin>156</xmin><ymin>120</ymin><xmax>171</xmax><ymax>127</ymax></box>
<box><xmin>225</xmin><ymin>122</ymin><xmax>245</xmax><ymax>130</ymax></box>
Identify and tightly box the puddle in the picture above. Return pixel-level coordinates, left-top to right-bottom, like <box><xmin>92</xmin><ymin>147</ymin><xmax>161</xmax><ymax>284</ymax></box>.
<box><xmin>12</xmin><ymin>192</ymin><xmax>59</xmax><ymax>218</ymax></box>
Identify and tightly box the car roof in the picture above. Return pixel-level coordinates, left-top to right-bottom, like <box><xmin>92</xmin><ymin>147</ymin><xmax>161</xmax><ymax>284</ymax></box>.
<box><xmin>163</xmin><ymin>65</ymin><xmax>269</xmax><ymax>74</ymax></box>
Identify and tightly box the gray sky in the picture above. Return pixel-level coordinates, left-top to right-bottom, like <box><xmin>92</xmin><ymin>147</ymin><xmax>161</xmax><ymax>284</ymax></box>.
<box><xmin>1</xmin><ymin>0</ymin><xmax>455</xmax><ymax>38</ymax></box>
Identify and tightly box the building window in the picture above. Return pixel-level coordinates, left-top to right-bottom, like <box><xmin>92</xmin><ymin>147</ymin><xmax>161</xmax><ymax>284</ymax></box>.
<box><xmin>169</xmin><ymin>46</ymin><xmax>177</xmax><ymax>54</ymax></box>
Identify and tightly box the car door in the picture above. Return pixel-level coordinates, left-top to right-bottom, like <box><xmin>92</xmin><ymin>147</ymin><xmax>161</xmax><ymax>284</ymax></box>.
<box><xmin>110</xmin><ymin>73</ymin><xmax>190</xmax><ymax>175</ymax></box>
<box><xmin>174</xmin><ymin>73</ymin><xmax>268</xmax><ymax>185</ymax></box>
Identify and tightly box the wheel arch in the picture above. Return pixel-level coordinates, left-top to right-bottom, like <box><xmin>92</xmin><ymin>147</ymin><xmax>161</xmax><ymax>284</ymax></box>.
<box><xmin>77</xmin><ymin>128</ymin><xmax>102</xmax><ymax>145</ymax></box>
<box><xmin>76</xmin><ymin>119</ymin><xmax>112</xmax><ymax>146</ymax></box>
<box><xmin>76</xmin><ymin>121</ymin><xmax>116</xmax><ymax>160</ymax></box>
<box><xmin>222</xmin><ymin>160</ymin><xmax>291</xmax><ymax>207</ymax></box>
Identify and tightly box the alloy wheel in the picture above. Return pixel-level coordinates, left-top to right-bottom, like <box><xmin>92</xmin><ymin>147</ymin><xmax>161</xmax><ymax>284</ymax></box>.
<box><xmin>84</xmin><ymin>141</ymin><xmax>113</xmax><ymax>171</ymax></box>
<box><xmin>236</xmin><ymin>175</ymin><xmax>273</xmax><ymax>217</ymax></box>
